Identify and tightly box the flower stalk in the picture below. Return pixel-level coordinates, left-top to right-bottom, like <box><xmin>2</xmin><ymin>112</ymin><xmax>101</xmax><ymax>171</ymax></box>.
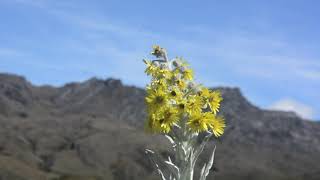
<box><xmin>144</xmin><ymin>45</ymin><xmax>225</xmax><ymax>180</ymax></box>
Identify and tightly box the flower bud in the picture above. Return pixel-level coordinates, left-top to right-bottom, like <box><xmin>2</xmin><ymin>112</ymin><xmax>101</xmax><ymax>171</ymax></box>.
<box><xmin>151</xmin><ymin>45</ymin><xmax>166</xmax><ymax>58</ymax></box>
<box><xmin>180</xmin><ymin>66</ymin><xmax>187</xmax><ymax>72</ymax></box>
<box><xmin>153</xmin><ymin>61</ymin><xmax>160</xmax><ymax>67</ymax></box>
<box><xmin>160</xmin><ymin>63</ymin><xmax>168</xmax><ymax>70</ymax></box>
<box><xmin>172</xmin><ymin>59</ymin><xmax>182</xmax><ymax>67</ymax></box>
<box><xmin>187</xmin><ymin>82</ymin><xmax>196</xmax><ymax>89</ymax></box>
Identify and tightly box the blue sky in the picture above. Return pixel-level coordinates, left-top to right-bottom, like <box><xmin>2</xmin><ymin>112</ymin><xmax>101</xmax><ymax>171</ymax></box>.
<box><xmin>0</xmin><ymin>0</ymin><xmax>319</xmax><ymax>120</ymax></box>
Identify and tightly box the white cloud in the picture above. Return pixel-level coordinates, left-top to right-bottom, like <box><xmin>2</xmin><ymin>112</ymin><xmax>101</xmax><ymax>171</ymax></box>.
<box><xmin>269</xmin><ymin>98</ymin><xmax>315</xmax><ymax>120</ymax></box>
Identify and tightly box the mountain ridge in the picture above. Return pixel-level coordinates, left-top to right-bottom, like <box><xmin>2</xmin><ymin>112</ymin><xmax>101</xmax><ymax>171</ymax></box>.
<box><xmin>0</xmin><ymin>72</ymin><xmax>319</xmax><ymax>180</ymax></box>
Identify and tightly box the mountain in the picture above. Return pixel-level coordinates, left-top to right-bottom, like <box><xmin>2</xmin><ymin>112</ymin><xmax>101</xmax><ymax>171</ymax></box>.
<box><xmin>0</xmin><ymin>73</ymin><xmax>319</xmax><ymax>180</ymax></box>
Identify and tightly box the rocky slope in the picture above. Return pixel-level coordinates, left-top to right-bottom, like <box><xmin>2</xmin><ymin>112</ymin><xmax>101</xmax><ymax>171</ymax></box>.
<box><xmin>0</xmin><ymin>73</ymin><xmax>319</xmax><ymax>180</ymax></box>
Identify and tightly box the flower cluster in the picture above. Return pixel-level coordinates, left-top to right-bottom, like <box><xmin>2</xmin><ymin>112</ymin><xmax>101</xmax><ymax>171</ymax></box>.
<box><xmin>144</xmin><ymin>45</ymin><xmax>225</xmax><ymax>137</ymax></box>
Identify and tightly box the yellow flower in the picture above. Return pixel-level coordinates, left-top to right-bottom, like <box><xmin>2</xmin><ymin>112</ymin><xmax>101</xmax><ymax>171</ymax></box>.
<box><xmin>187</xmin><ymin>112</ymin><xmax>210</xmax><ymax>133</ymax></box>
<box><xmin>183</xmin><ymin>69</ymin><xmax>194</xmax><ymax>80</ymax></box>
<box><xmin>143</xmin><ymin>59</ymin><xmax>158</xmax><ymax>76</ymax></box>
<box><xmin>151</xmin><ymin>67</ymin><xmax>171</xmax><ymax>80</ymax></box>
<box><xmin>185</xmin><ymin>95</ymin><xmax>203</xmax><ymax>115</ymax></box>
<box><xmin>208</xmin><ymin>116</ymin><xmax>226</xmax><ymax>137</ymax></box>
<box><xmin>198</xmin><ymin>87</ymin><xmax>210</xmax><ymax>97</ymax></box>
<box><xmin>160</xmin><ymin>108</ymin><xmax>179</xmax><ymax>132</ymax></box>
<box><xmin>198</xmin><ymin>88</ymin><xmax>222</xmax><ymax>114</ymax></box>
<box><xmin>176</xmin><ymin>79</ymin><xmax>187</xmax><ymax>89</ymax></box>
<box><xmin>143</xmin><ymin>59</ymin><xmax>172</xmax><ymax>80</ymax></box>
<box><xmin>169</xmin><ymin>87</ymin><xmax>183</xmax><ymax>100</ymax></box>
<box><xmin>175</xmin><ymin>97</ymin><xmax>187</xmax><ymax>113</ymax></box>
<box><xmin>145</xmin><ymin>88</ymin><xmax>168</xmax><ymax>110</ymax></box>
<box><xmin>208</xmin><ymin>91</ymin><xmax>222</xmax><ymax>114</ymax></box>
<box><xmin>147</xmin><ymin>108</ymin><xmax>179</xmax><ymax>133</ymax></box>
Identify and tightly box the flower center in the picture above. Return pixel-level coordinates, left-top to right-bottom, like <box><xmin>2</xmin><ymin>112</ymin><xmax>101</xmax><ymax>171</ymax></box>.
<box><xmin>159</xmin><ymin>118</ymin><xmax>165</xmax><ymax>124</ymax></box>
<box><xmin>192</xmin><ymin>119</ymin><xmax>201</xmax><ymax>126</ymax></box>
<box><xmin>170</xmin><ymin>90</ymin><xmax>177</xmax><ymax>96</ymax></box>
<box><xmin>178</xmin><ymin>103</ymin><xmax>185</xmax><ymax>109</ymax></box>
<box><xmin>155</xmin><ymin>96</ymin><xmax>164</xmax><ymax>104</ymax></box>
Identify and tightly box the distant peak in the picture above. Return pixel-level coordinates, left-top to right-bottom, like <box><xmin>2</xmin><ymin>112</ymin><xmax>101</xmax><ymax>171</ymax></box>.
<box><xmin>214</xmin><ymin>87</ymin><xmax>246</xmax><ymax>101</ymax></box>
<box><xmin>215</xmin><ymin>87</ymin><xmax>241</xmax><ymax>95</ymax></box>
<box><xmin>82</xmin><ymin>77</ymin><xmax>123</xmax><ymax>87</ymax></box>
<box><xmin>104</xmin><ymin>78</ymin><xmax>122</xmax><ymax>87</ymax></box>
<box><xmin>213</xmin><ymin>87</ymin><xmax>258</xmax><ymax>111</ymax></box>
<box><xmin>0</xmin><ymin>73</ymin><xmax>28</xmax><ymax>84</ymax></box>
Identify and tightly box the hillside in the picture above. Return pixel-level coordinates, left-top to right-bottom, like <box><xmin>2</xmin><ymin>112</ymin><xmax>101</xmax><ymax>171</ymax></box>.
<box><xmin>0</xmin><ymin>73</ymin><xmax>319</xmax><ymax>180</ymax></box>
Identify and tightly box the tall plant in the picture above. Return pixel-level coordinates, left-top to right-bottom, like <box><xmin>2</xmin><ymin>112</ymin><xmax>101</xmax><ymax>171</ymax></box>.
<box><xmin>143</xmin><ymin>45</ymin><xmax>226</xmax><ymax>180</ymax></box>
